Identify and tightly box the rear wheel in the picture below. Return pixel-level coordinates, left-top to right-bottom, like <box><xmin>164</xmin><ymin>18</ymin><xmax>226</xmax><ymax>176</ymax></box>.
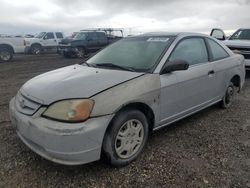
<box><xmin>102</xmin><ymin>109</ymin><xmax>149</xmax><ymax>167</ymax></box>
<box><xmin>0</xmin><ymin>48</ymin><xmax>13</xmax><ymax>62</ymax></box>
<box><xmin>31</xmin><ymin>44</ymin><xmax>42</xmax><ymax>55</ymax></box>
<box><xmin>220</xmin><ymin>82</ymin><xmax>235</xmax><ymax>109</ymax></box>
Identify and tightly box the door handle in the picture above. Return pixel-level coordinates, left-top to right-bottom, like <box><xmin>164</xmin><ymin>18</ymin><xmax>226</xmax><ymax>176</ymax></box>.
<box><xmin>208</xmin><ymin>70</ymin><xmax>215</xmax><ymax>75</ymax></box>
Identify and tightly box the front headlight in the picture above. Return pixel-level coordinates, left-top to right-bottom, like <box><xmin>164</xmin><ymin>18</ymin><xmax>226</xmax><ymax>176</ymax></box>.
<box><xmin>42</xmin><ymin>99</ymin><xmax>94</xmax><ymax>122</ymax></box>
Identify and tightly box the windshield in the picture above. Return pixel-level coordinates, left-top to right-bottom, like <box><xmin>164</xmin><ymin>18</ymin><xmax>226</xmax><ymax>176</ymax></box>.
<box><xmin>74</xmin><ymin>32</ymin><xmax>87</xmax><ymax>40</ymax></box>
<box><xmin>35</xmin><ymin>32</ymin><xmax>46</xmax><ymax>39</ymax></box>
<box><xmin>229</xmin><ymin>29</ymin><xmax>250</xmax><ymax>40</ymax></box>
<box><xmin>87</xmin><ymin>36</ymin><xmax>174</xmax><ymax>72</ymax></box>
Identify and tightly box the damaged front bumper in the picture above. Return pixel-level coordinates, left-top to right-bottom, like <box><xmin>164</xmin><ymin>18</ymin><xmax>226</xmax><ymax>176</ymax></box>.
<box><xmin>9</xmin><ymin>98</ymin><xmax>113</xmax><ymax>165</ymax></box>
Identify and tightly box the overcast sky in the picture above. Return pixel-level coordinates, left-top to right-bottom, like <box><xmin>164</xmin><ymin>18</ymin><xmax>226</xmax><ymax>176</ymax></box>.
<box><xmin>0</xmin><ymin>0</ymin><xmax>249</xmax><ymax>36</ymax></box>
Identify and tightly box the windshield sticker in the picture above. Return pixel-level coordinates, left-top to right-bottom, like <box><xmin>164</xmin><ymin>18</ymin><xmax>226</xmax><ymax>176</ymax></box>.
<box><xmin>147</xmin><ymin>38</ymin><xmax>169</xmax><ymax>42</ymax></box>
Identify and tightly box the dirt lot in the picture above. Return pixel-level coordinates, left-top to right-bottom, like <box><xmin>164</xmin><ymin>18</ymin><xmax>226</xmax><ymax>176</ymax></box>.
<box><xmin>0</xmin><ymin>54</ymin><xmax>249</xmax><ymax>188</ymax></box>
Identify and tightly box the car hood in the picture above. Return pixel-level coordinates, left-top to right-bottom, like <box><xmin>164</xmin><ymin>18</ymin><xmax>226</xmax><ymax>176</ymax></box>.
<box><xmin>59</xmin><ymin>38</ymin><xmax>74</xmax><ymax>44</ymax></box>
<box><xmin>21</xmin><ymin>64</ymin><xmax>144</xmax><ymax>105</ymax></box>
<box><xmin>223</xmin><ymin>40</ymin><xmax>250</xmax><ymax>48</ymax></box>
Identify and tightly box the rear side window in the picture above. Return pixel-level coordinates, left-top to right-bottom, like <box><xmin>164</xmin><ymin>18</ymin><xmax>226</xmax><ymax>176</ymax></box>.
<box><xmin>207</xmin><ymin>39</ymin><xmax>229</xmax><ymax>60</ymax></box>
<box><xmin>56</xmin><ymin>32</ymin><xmax>63</xmax><ymax>39</ymax></box>
<box><xmin>169</xmin><ymin>38</ymin><xmax>208</xmax><ymax>66</ymax></box>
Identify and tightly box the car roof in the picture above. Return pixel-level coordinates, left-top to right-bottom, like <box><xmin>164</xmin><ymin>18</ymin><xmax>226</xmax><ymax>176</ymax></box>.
<box><xmin>140</xmin><ymin>32</ymin><xmax>209</xmax><ymax>38</ymax></box>
<box><xmin>80</xmin><ymin>31</ymin><xmax>105</xmax><ymax>33</ymax></box>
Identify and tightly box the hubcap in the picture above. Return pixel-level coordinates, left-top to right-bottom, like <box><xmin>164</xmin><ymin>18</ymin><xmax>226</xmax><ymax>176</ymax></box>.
<box><xmin>32</xmin><ymin>47</ymin><xmax>40</xmax><ymax>55</ymax></box>
<box><xmin>225</xmin><ymin>86</ymin><xmax>234</xmax><ymax>104</ymax></box>
<box><xmin>0</xmin><ymin>51</ymin><xmax>11</xmax><ymax>61</ymax></box>
<box><xmin>115</xmin><ymin>119</ymin><xmax>144</xmax><ymax>159</ymax></box>
<box><xmin>76</xmin><ymin>48</ymin><xmax>85</xmax><ymax>58</ymax></box>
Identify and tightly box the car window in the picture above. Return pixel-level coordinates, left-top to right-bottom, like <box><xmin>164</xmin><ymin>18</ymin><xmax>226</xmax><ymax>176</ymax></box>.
<box><xmin>169</xmin><ymin>38</ymin><xmax>208</xmax><ymax>66</ymax></box>
<box><xmin>55</xmin><ymin>32</ymin><xmax>63</xmax><ymax>39</ymax></box>
<box><xmin>88</xmin><ymin>33</ymin><xmax>98</xmax><ymax>40</ymax></box>
<box><xmin>74</xmin><ymin>32</ymin><xmax>87</xmax><ymax>40</ymax></box>
<box><xmin>229</xmin><ymin>29</ymin><xmax>250</xmax><ymax>40</ymax></box>
<box><xmin>35</xmin><ymin>32</ymin><xmax>46</xmax><ymax>38</ymax></box>
<box><xmin>97</xmin><ymin>32</ymin><xmax>106</xmax><ymax>39</ymax></box>
<box><xmin>207</xmin><ymin>38</ymin><xmax>229</xmax><ymax>60</ymax></box>
<box><xmin>45</xmin><ymin>32</ymin><xmax>55</xmax><ymax>39</ymax></box>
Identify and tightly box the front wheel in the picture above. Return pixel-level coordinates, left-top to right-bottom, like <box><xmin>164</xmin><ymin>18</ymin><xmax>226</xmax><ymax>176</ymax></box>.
<box><xmin>0</xmin><ymin>48</ymin><xmax>13</xmax><ymax>62</ymax></box>
<box><xmin>76</xmin><ymin>47</ymin><xmax>86</xmax><ymax>58</ymax></box>
<box><xmin>220</xmin><ymin>82</ymin><xmax>235</xmax><ymax>109</ymax></box>
<box><xmin>102</xmin><ymin>109</ymin><xmax>149</xmax><ymax>167</ymax></box>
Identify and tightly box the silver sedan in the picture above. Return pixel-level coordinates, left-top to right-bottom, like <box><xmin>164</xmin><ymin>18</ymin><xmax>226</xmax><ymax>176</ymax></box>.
<box><xmin>9</xmin><ymin>32</ymin><xmax>245</xmax><ymax>166</ymax></box>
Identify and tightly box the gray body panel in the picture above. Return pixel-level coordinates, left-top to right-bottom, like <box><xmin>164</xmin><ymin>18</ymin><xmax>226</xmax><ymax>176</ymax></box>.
<box><xmin>9</xmin><ymin>32</ymin><xmax>246</xmax><ymax>165</ymax></box>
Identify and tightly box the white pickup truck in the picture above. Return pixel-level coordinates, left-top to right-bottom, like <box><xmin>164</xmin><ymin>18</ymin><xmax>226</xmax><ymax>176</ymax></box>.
<box><xmin>0</xmin><ymin>37</ymin><xmax>26</xmax><ymax>62</ymax></box>
<box><xmin>24</xmin><ymin>32</ymin><xmax>64</xmax><ymax>55</ymax></box>
<box><xmin>211</xmin><ymin>28</ymin><xmax>250</xmax><ymax>70</ymax></box>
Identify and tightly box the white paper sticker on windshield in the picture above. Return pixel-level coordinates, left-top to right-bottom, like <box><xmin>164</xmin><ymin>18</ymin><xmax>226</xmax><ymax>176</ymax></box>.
<box><xmin>147</xmin><ymin>38</ymin><xmax>169</xmax><ymax>42</ymax></box>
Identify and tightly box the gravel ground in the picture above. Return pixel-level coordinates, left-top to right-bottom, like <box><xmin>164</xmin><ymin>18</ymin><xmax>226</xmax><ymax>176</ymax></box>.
<box><xmin>0</xmin><ymin>54</ymin><xmax>249</xmax><ymax>188</ymax></box>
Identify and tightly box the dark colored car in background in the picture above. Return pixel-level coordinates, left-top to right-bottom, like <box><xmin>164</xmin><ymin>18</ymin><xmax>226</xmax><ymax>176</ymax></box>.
<box><xmin>58</xmin><ymin>28</ymin><xmax>123</xmax><ymax>58</ymax></box>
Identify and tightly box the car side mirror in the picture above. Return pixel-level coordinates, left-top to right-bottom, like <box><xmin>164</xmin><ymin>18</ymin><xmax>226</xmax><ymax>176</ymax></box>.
<box><xmin>210</xmin><ymin>28</ymin><xmax>226</xmax><ymax>41</ymax></box>
<box><xmin>43</xmin><ymin>36</ymin><xmax>48</xmax><ymax>40</ymax></box>
<box><xmin>160</xmin><ymin>59</ymin><xmax>189</xmax><ymax>74</ymax></box>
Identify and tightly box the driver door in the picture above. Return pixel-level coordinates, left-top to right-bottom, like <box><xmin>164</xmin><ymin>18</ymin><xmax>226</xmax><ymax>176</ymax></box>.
<box><xmin>42</xmin><ymin>32</ymin><xmax>57</xmax><ymax>47</ymax></box>
<box><xmin>159</xmin><ymin>37</ymin><xmax>218</xmax><ymax>125</ymax></box>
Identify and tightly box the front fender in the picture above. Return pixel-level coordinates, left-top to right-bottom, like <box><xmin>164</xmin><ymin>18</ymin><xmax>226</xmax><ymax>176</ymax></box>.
<box><xmin>90</xmin><ymin>74</ymin><xmax>161</xmax><ymax>122</ymax></box>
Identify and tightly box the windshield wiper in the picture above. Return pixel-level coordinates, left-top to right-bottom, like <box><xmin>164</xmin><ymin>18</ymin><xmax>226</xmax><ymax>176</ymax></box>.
<box><xmin>81</xmin><ymin>60</ymin><xmax>95</xmax><ymax>67</ymax></box>
<box><xmin>95</xmin><ymin>63</ymin><xmax>136</xmax><ymax>72</ymax></box>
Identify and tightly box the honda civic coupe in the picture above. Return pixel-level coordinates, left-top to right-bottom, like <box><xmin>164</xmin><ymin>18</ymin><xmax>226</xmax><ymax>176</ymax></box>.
<box><xmin>9</xmin><ymin>32</ymin><xmax>245</xmax><ymax>166</ymax></box>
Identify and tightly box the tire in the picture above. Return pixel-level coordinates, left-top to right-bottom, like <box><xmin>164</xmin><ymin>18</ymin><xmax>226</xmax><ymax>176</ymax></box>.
<box><xmin>220</xmin><ymin>82</ymin><xmax>235</xmax><ymax>109</ymax></box>
<box><xmin>102</xmin><ymin>109</ymin><xmax>149</xmax><ymax>167</ymax></box>
<box><xmin>76</xmin><ymin>47</ymin><xmax>86</xmax><ymax>58</ymax></box>
<box><xmin>30</xmin><ymin>44</ymin><xmax>42</xmax><ymax>55</ymax></box>
<box><xmin>0</xmin><ymin>48</ymin><xmax>13</xmax><ymax>62</ymax></box>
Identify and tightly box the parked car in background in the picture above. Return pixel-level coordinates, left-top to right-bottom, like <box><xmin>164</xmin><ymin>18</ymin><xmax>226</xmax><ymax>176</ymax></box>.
<box><xmin>25</xmin><ymin>32</ymin><xmax>64</xmax><ymax>55</ymax></box>
<box><xmin>0</xmin><ymin>37</ymin><xmax>26</xmax><ymax>62</ymax></box>
<box><xmin>211</xmin><ymin>28</ymin><xmax>250</xmax><ymax>70</ymax></box>
<box><xmin>58</xmin><ymin>28</ymin><xmax>123</xmax><ymax>58</ymax></box>
<box><xmin>9</xmin><ymin>32</ymin><xmax>245</xmax><ymax>167</ymax></box>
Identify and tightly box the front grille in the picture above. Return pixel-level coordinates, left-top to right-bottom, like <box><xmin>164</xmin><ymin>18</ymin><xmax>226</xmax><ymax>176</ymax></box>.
<box><xmin>228</xmin><ymin>46</ymin><xmax>250</xmax><ymax>59</ymax></box>
<box><xmin>15</xmin><ymin>92</ymin><xmax>41</xmax><ymax>116</ymax></box>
